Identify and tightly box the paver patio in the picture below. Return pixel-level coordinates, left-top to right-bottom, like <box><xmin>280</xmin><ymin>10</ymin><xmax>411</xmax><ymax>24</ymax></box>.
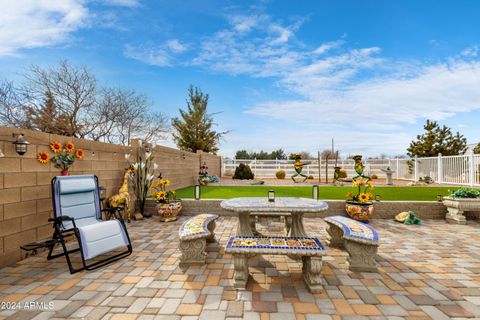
<box><xmin>1</xmin><ymin>216</ymin><xmax>480</xmax><ymax>320</ymax></box>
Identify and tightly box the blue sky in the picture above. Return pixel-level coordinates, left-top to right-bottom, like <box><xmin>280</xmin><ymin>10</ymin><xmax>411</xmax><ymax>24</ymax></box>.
<box><xmin>1</xmin><ymin>0</ymin><xmax>479</xmax><ymax>157</ymax></box>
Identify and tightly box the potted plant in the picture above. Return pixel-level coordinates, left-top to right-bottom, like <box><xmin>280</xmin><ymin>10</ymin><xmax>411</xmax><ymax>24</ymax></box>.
<box><xmin>345</xmin><ymin>155</ymin><xmax>375</xmax><ymax>222</ymax></box>
<box><xmin>443</xmin><ymin>188</ymin><xmax>480</xmax><ymax>224</ymax></box>
<box><xmin>151</xmin><ymin>174</ymin><xmax>182</xmax><ymax>222</ymax></box>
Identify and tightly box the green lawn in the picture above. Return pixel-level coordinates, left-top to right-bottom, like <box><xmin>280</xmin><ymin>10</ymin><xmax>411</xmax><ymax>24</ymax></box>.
<box><xmin>176</xmin><ymin>185</ymin><xmax>456</xmax><ymax>201</ymax></box>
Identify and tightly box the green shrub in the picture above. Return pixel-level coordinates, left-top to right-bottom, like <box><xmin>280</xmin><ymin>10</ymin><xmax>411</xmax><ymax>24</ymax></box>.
<box><xmin>233</xmin><ymin>163</ymin><xmax>255</xmax><ymax>180</ymax></box>
<box><xmin>371</xmin><ymin>174</ymin><xmax>378</xmax><ymax>179</ymax></box>
<box><xmin>448</xmin><ymin>187</ymin><xmax>480</xmax><ymax>199</ymax></box>
<box><xmin>275</xmin><ymin>170</ymin><xmax>286</xmax><ymax>179</ymax></box>
<box><xmin>339</xmin><ymin>170</ymin><xmax>347</xmax><ymax>178</ymax></box>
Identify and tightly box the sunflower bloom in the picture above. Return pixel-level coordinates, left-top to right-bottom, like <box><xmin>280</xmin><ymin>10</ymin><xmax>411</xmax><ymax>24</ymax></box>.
<box><xmin>37</xmin><ymin>152</ymin><xmax>50</xmax><ymax>164</ymax></box>
<box><xmin>65</xmin><ymin>142</ymin><xmax>75</xmax><ymax>152</ymax></box>
<box><xmin>359</xmin><ymin>193</ymin><xmax>369</xmax><ymax>203</ymax></box>
<box><xmin>50</xmin><ymin>141</ymin><xmax>62</xmax><ymax>153</ymax></box>
<box><xmin>165</xmin><ymin>179</ymin><xmax>170</xmax><ymax>186</ymax></box>
<box><xmin>75</xmin><ymin>149</ymin><xmax>84</xmax><ymax>159</ymax></box>
<box><xmin>155</xmin><ymin>191</ymin><xmax>166</xmax><ymax>200</ymax></box>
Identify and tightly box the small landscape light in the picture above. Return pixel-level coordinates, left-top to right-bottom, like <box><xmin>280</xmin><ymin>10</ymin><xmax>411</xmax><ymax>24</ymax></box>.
<box><xmin>12</xmin><ymin>133</ymin><xmax>29</xmax><ymax>156</ymax></box>
<box><xmin>194</xmin><ymin>184</ymin><xmax>201</xmax><ymax>200</ymax></box>
<box><xmin>312</xmin><ymin>185</ymin><xmax>319</xmax><ymax>200</ymax></box>
<box><xmin>375</xmin><ymin>195</ymin><xmax>381</xmax><ymax>202</ymax></box>
<box><xmin>268</xmin><ymin>190</ymin><xmax>275</xmax><ymax>202</ymax></box>
<box><xmin>437</xmin><ymin>195</ymin><xmax>443</xmax><ymax>202</ymax></box>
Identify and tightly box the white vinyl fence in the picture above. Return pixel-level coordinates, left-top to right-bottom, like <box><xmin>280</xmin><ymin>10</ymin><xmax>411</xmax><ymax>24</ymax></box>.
<box><xmin>222</xmin><ymin>152</ymin><xmax>480</xmax><ymax>187</ymax></box>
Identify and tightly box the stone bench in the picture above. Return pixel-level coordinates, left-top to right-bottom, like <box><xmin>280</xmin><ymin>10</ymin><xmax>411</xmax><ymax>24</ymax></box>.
<box><xmin>225</xmin><ymin>236</ymin><xmax>326</xmax><ymax>293</ymax></box>
<box><xmin>178</xmin><ymin>214</ymin><xmax>218</xmax><ymax>267</ymax></box>
<box><xmin>324</xmin><ymin>215</ymin><xmax>379</xmax><ymax>272</ymax></box>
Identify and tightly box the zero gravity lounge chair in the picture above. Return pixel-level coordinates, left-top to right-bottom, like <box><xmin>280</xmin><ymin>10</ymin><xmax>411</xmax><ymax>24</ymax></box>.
<box><xmin>48</xmin><ymin>175</ymin><xmax>132</xmax><ymax>274</ymax></box>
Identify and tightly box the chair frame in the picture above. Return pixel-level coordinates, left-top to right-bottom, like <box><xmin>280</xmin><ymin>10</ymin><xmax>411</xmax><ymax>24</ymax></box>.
<box><xmin>47</xmin><ymin>175</ymin><xmax>132</xmax><ymax>274</ymax></box>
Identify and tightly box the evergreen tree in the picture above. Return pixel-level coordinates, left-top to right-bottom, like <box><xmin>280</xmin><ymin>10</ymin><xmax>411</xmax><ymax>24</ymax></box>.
<box><xmin>407</xmin><ymin>120</ymin><xmax>467</xmax><ymax>157</ymax></box>
<box><xmin>172</xmin><ymin>86</ymin><xmax>226</xmax><ymax>154</ymax></box>
<box><xmin>26</xmin><ymin>91</ymin><xmax>71</xmax><ymax>135</ymax></box>
<box><xmin>474</xmin><ymin>143</ymin><xmax>480</xmax><ymax>154</ymax></box>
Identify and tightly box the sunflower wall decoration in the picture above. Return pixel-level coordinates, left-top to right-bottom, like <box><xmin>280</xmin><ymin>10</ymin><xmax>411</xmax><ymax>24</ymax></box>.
<box><xmin>37</xmin><ymin>141</ymin><xmax>85</xmax><ymax>176</ymax></box>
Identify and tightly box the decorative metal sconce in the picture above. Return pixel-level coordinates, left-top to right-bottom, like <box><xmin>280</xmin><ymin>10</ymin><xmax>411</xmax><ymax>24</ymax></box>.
<box><xmin>268</xmin><ymin>190</ymin><xmax>275</xmax><ymax>202</ymax></box>
<box><xmin>312</xmin><ymin>185</ymin><xmax>319</xmax><ymax>200</ymax></box>
<box><xmin>181</xmin><ymin>153</ymin><xmax>186</xmax><ymax>160</ymax></box>
<box><xmin>194</xmin><ymin>184</ymin><xmax>201</xmax><ymax>200</ymax></box>
<box><xmin>375</xmin><ymin>195</ymin><xmax>381</xmax><ymax>202</ymax></box>
<box><xmin>12</xmin><ymin>133</ymin><xmax>29</xmax><ymax>155</ymax></box>
<box><xmin>144</xmin><ymin>144</ymin><xmax>151</xmax><ymax>153</ymax></box>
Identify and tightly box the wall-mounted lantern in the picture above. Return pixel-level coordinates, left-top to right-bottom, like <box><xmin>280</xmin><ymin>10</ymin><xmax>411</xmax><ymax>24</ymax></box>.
<box><xmin>12</xmin><ymin>133</ymin><xmax>29</xmax><ymax>156</ymax></box>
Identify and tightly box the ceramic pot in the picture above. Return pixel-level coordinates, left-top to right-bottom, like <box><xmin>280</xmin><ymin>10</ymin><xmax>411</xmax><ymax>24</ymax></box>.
<box><xmin>345</xmin><ymin>201</ymin><xmax>374</xmax><ymax>222</ymax></box>
<box><xmin>156</xmin><ymin>200</ymin><xmax>182</xmax><ymax>222</ymax></box>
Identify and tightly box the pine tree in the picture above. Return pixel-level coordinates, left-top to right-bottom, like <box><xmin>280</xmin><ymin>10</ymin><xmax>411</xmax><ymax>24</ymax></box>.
<box><xmin>474</xmin><ymin>143</ymin><xmax>480</xmax><ymax>154</ymax></box>
<box><xmin>172</xmin><ymin>86</ymin><xmax>226</xmax><ymax>154</ymax></box>
<box><xmin>407</xmin><ymin>120</ymin><xmax>467</xmax><ymax>157</ymax></box>
<box><xmin>26</xmin><ymin>91</ymin><xmax>71</xmax><ymax>135</ymax></box>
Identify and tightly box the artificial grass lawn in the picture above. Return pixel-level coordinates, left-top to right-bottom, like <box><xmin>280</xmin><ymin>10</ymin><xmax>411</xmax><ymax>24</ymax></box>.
<box><xmin>176</xmin><ymin>185</ymin><xmax>455</xmax><ymax>201</ymax></box>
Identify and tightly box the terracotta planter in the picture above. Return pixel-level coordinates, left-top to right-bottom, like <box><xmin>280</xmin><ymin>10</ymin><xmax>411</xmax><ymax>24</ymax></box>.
<box><xmin>443</xmin><ymin>196</ymin><xmax>480</xmax><ymax>224</ymax></box>
<box><xmin>156</xmin><ymin>200</ymin><xmax>182</xmax><ymax>222</ymax></box>
<box><xmin>345</xmin><ymin>201</ymin><xmax>374</xmax><ymax>222</ymax></box>
<box><xmin>61</xmin><ymin>169</ymin><xmax>69</xmax><ymax>176</ymax></box>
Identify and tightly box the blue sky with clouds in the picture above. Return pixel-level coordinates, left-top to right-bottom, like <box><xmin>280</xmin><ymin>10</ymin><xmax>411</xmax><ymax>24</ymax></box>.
<box><xmin>1</xmin><ymin>0</ymin><xmax>479</xmax><ymax>157</ymax></box>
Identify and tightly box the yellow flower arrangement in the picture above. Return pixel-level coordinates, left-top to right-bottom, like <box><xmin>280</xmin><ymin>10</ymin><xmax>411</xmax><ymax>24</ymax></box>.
<box><xmin>37</xmin><ymin>152</ymin><xmax>50</xmax><ymax>164</ymax></box>
<box><xmin>150</xmin><ymin>174</ymin><xmax>176</xmax><ymax>203</ymax></box>
<box><xmin>346</xmin><ymin>172</ymin><xmax>375</xmax><ymax>203</ymax></box>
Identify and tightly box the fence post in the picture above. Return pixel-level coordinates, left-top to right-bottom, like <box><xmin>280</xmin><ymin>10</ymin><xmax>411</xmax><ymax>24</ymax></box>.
<box><xmin>254</xmin><ymin>157</ymin><xmax>257</xmax><ymax>177</ymax></box>
<box><xmin>414</xmin><ymin>156</ymin><xmax>418</xmax><ymax>181</ymax></box>
<box><xmin>396</xmin><ymin>158</ymin><xmax>399</xmax><ymax>180</ymax></box>
<box><xmin>437</xmin><ymin>153</ymin><xmax>443</xmax><ymax>184</ymax></box>
<box><xmin>221</xmin><ymin>157</ymin><xmax>225</xmax><ymax>177</ymax></box>
<box><xmin>469</xmin><ymin>150</ymin><xmax>475</xmax><ymax>187</ymax></box>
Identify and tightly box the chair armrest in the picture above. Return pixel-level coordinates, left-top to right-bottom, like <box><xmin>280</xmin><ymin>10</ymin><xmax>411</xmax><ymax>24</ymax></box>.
<box><xmin>48</xmin><ymin>216</ymin><xmax>74</xmax><ymax>222</ymax></box>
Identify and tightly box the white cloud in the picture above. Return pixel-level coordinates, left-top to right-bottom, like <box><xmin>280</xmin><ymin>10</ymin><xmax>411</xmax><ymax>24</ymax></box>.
<box><xmin>0</xmin><ymin>0</ymin><xmax>88</xmax><ymax>56</ymax></box>
<box><xmin>166</xmin><ymin>39</ymin><xmax>187</xmax><ymax>53</ymax></box>
<box><xmin>124</xmin><ymin>44</ymin><xmax>171</xmax><ymax>66</ymax></box>
<box><xmin>461</xmin><ymin>45</ymin><xmax>480</xmax><ymax>57</ymax></box>
<box><xmin>103</xmin><ymin>0</ymin><xmax>140</xmax><ymax>7</ymax></box>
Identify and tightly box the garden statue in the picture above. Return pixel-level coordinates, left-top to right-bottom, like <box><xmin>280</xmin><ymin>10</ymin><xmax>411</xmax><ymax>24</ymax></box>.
<box><xmin>353</xmin><ymin>154</ymin><xmax>364</xmax><ymax>177</ymax></box>
<box><xmin>380</xmin><ymin>166</ymin><xmax>395</xmax><ymax>185</ymax></box>
<box><xmin>108</xmin><ymin>166</ymin><xmax>134</xmax><ymax>222</ymax></box>
<box><xmin>198</xmin><ymin>162</ymin><xmax>219</xmax><ymax>185</ymax></box>
<box><xmin>333</xmin><ymin>166</ymin><xmax>341</xmax><ymax>183</ymax></box>
<box><xmin>395</xmin><ymin>211</ymin><xmax>421</xmax><ymax>225</ymax></box>
<box><xmin>291</xmin><ymin>154</ymin><xmax>308</xmax><ymax>183</ymax></box>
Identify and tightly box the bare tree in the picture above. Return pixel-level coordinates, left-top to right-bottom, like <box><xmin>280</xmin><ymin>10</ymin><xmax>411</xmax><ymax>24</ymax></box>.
<box><xmin>0</xmin><ymin>61</ymin><xmax>169</xmax><ymax>145</ymax></box>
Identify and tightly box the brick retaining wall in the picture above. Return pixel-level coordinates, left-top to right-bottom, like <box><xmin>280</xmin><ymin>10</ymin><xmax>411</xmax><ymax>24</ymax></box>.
<box><xmin>146</xmin><ymin>199</ymin><xmax>453</xmax><ymax>220</ymax></box>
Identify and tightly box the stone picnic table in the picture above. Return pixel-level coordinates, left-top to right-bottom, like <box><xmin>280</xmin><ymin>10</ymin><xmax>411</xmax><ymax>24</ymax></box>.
<box><xmin>220</xmin><ymin>197</ymin><xmax>328</xmax><ymax>237</ymax></box>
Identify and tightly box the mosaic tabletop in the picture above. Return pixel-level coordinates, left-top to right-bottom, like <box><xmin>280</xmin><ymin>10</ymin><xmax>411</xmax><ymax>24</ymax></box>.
<box><xmin>325</xmin><ymin>215</ymin><xmax>379</xmax><ymax>243</ymax></box>
<box><xmin>225</xmin><ymin>236</ymin><xmax>326</xmax><ymax>256</ymax></box>
<box><xmin>220</xmin><ymin>197</ymin><xmax>328</xmax><ymax>213</ymax></box>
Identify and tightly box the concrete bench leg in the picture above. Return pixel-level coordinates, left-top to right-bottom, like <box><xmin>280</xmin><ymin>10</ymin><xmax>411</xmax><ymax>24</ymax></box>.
<box><xmin>284</xmin><ymin>216</ymin><xmax>292</xmax><ymax>234</ymax></box>
<box><xmin>179</xmin><ymin>238</ymin><xmax>207</xmax><ymax>267</ymax></box>
<box><xmin>232</xmin><ymin>254</ymin><xmax>249</xmax><ymax>289</ymax></box>
<box><xmin>302</xmin><ymin>256</ymin><xmax>323</xmax><ymax>293</ymax></box>
<box><xmin>326</xmin><ymin>223</ymin><xmax>344</xmax><ymax>248</ymax></box>
<box><xmin>206</xmin><ymin>220</ymin><xmax>217</xmax><ymax>242</ymax></box>
<box><xmin>344</xmin><ymin>239</ymin><xmax>378</xmax><ymax>272</ymax></box>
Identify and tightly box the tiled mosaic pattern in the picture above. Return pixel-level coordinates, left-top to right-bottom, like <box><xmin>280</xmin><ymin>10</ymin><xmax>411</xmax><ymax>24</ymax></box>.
<box><xmin>227</xmin><ymin>236</ymin><xmax>324</xmax><ymax>251</ymax></box>
<box><xmin>325</xmin><ymin>216</ymin><xmax>379</xmax><ymax>242</ymax></box>
<box><xmin>0</xmin><ymin>216</ymin><xmax>479</xmax><ymax>319</ymax></box>
<box><xmin>178</xmin><ymin>214</ymin><xmax>218</xmax><ymax>239</ymax></box>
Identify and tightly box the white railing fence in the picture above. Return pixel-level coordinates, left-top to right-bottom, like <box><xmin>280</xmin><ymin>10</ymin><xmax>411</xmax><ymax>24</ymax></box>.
<box><xmin>221</xmin><ymin>152</ymin><xmax>480</xmax><ymax>187</ymax></box>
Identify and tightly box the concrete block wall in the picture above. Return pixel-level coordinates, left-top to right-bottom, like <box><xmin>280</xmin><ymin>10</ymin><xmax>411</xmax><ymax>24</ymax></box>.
<box><xmin>0</xmin><ymin>126</ymin><xmax>220</xmax><ymax>267</ymax></box>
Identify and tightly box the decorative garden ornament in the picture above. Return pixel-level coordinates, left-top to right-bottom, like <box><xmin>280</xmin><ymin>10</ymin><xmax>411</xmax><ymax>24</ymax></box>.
<box><xmin>108</xmin><ymin>166</ymin><xmax>134</xmax><ymax>222</ymax></box>
<box><xmin>37</xmin><ymin>141</ymin><xmax>84</xmax><ymax>176</ymax></box>
<box><xmin>291</xmin><ymin>154</ymin><xmax>308</xmax><ymax>183</ymax></box>
<box><xmin>345</xmin><ymin>155</ymin><xmax>375</xmax><ymax>222</ymax></box>
<box><xmin>151</xmin><ymin>173</ymin><xmax>182</xmax><ymax>222</ymax></box>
